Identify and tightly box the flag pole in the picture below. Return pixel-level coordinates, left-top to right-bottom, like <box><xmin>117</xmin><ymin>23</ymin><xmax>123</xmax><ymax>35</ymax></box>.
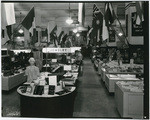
<box><xmin>110</xmin><ymin>3</ymin><xmax>129</xmax><ymax>46</ymax></box>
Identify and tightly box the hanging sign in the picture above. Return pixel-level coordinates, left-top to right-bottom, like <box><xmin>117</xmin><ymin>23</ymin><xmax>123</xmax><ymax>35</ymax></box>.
<box><xmin>42</xmin><ymin>48</ymin><xmax>71</xmax><ymax>53</ymax></box>
<box><xmin>131</xmin><ymin>12</ymin><xmax>143</xmax><ymax>36</ymax></box>
<box><xmin>42</xmin><ymin>47</ymin><xmax>81</xmax><ymax>53</ymax></box>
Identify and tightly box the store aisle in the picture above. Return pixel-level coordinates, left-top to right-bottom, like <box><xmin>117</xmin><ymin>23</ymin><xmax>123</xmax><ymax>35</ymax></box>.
<box><xmin>73</xmin><ymin>58</ymin><xmax>120</xmax><ymax>118</ymax></box>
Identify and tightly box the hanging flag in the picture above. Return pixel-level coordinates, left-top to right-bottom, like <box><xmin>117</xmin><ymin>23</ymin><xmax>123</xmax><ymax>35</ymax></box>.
<box><xmin>104</xmin><ymin>2</ymin><xmax>116</xmax><ymax>27</ymax></box>
<box><xmin>42</xmin><ymin>28</ymin><xmax>48</xmax><ymax>37</ymax></box>
<box><xmin>60</xmin><ymin>34</ymin><xmax>67</xmax><ymax>47</ymax></box>
<box><xmin>21</xmin><ymin>7</ymin><xmax>37</xmax><ymax>45</ymax></box>
<box><xmin>1</xmin><ymin>3</ymin><xmax>16</xmax><ymax>29</ymax></box>
<box><xmin>31</xmin><ymin>29</ymin><xmax>38</xmax><ymax>45</ymax></box>
<box><xmin>102</xmin><ymin>18</ymin><xmax>109</xmax><ymax>41</ymax></box>
<box><xmin>50</xmin><ymin>25</ymin><xmax>57</xmax><ymax>35</ymax></box>
<box><xmin>58</xmin><ymin>31</ymin><xmax>64</xmax><ymax>44</ymax></box>
<box><xmin>92</xmin><ymin>4</ymin><xmax>99</xmax><ymax>29</ymax></box>
<box><xmin>87</xmin><ymin>27</ymin><xmax>93</xmax><ymax>45</ymax></box>
<box><xmin>135</xmin><ymin>1</ymin><xmax>144</xmax><ymax>25</ymax></box>
<box><xmin>21</xmin><ymin>7</ymin><xmax>35</xmax><ymax>30</ymax></box>
<box><xmin>78</xmin><ymin>3</ymin><xmax>85</xmax><ymax>26</ymax></box>
<box><xmin>50</xmin><ymin>25</ymin><xmax>57</xmax><ymax>46</ymax></box>
<box><xmin>92</xmin><ymin>4</ymin><xmax>104</xmax><ymax>44</ymax></box>
<box><xmin>6</xmin><ymin>25</ymin><xmax>12</xmax><ymax>39</ymax></box>
<box><xmin>88</xmin><ymin>26</ymin><xmax>91</xmax><ymax>31</ymax></box>
<box><xmin>2</xmin><ymin>29</ymin><xmax>5</xmax><ymax>38</ymax></box>
<box><xmin>93</xmin><ymin>4</ymin><xmax>100</xmax><ymax>17</ymax></box>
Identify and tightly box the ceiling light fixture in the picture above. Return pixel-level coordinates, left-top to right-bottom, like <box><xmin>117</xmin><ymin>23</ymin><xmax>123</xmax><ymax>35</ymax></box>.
<box><xmin>18</xmin><ymin>29</ymin><xmax>24</xmax><ymax>34</ymax></box>
<box><xmin>66</xmin><ymin>3</ymin><xmax>73</xmax><ymax>25</ymax></box>
<box><xmin>66</xmin><ymin>18</ymin><xmax>73</xmax><ymax>25</ymax></box>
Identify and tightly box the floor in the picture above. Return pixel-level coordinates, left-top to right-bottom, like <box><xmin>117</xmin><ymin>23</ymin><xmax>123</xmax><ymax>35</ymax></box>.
<box><xmin>2</xmin><ymin>58</ymin><xmax>120</xmax><ymax>118</ymax></box>
<box><xmin>73</xmin><ymin>58</ymin><xmax>120</xmax><ymax>118</ymax></box>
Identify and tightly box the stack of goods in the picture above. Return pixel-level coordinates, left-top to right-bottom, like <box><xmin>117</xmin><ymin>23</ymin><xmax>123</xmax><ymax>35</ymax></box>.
<box><xmin>116</xmin><ymin>81</ymin><xmax>144</xmax><ymax>93</ymax></box>
<box><xmin>102</xmin><ymin>61</ymin><xmax>143</xmax><ymax>74</ymax></box>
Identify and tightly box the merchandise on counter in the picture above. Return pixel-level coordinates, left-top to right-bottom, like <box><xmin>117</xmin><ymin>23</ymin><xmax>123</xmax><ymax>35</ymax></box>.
<box><xmin>116</xmin><ymin>81</ymin><xmax>144</xmax><ymax>93</ymax></box>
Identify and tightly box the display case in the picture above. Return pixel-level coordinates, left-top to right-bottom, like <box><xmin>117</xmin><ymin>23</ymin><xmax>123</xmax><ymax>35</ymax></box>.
<box><xmin>105</xmin><ymin>74</ymin><xmax>140</xmax><ymax>93</ymax></box>
<box><xmin>115</xmin><ymin>81</ymin><xmax>144</xmax><ymax>118</ymax></box>
<box><xmin>2</xmin><ymin>72</ymin><xmax>26</xmax><ymax>91</ymax></box>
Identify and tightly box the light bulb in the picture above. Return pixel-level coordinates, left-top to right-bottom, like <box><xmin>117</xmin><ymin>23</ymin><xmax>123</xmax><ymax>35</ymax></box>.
<box><xmin>73</xmin><ymin>29</ymin><xmax>77</xmax><ymax>33</ymax></box>
<box><xmin>118</xmin><ymin>33</ymin><xmax>123</xmax><ymax>36</ymax></box>
<box><xmin>18</xmin><ymin>29</ymin><xmax>24</xmax><ymax>34</ymax></box>
<box><xmin>17</xmin><ymin>36</ymin><xmax>21</xmax><ymax>39</ymax></box>
<box><xmin>66</xmin><ymin>18</ymin><xmax>73</xmax><ymax>25</ymax></box>
<box><xmin>76</xmin><ymin>33</ymin><xmax>80</xmax><ymax>37</ymax></box>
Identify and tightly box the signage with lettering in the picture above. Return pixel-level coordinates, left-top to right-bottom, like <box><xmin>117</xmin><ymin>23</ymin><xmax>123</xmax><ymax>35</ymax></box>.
<box><xmin>42</xmin><ymin>47</ymin><xmax>81</xmax><ymax>53</ymax></box>
<box><xmin>132</xmin><ymin>12</ymin><xmax>143</xmax><ymax>36</ymax></box>
<box><xmin>42</xmin><ymin>48</ymin><xmax>71</xmax><ymax>53</ymax></box>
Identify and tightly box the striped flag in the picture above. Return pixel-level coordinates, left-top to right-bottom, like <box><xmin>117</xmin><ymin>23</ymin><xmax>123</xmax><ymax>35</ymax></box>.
<box><xmin>135</xmin><ymin>1</ymin><xmax>144</xmax><ymax>25</ymax></box>
<box><xmin>104</xmin><ymin>2</ymin><xmax>116</xmax><ymax>27</ymax></box>
<box><xmin>1</xmin><ymin>3</ymin><xmax>16</xmax><ymax>29</ymax></box>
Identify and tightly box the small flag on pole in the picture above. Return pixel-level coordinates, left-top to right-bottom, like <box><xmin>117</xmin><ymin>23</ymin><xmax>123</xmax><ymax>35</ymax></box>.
<box><xmin>102</xmin><ymin>18</ymin><xmax>109</xmax><ymax>41</ymax></box>
<box><xmin>135</xmin><ymin>1</ymin><xmax>144</xmax><ymax>25</ymax></box>
<box><xmin>87</xmin><ymin>27</ymin><xmax>93</xmax><ymax>45</ymax></box>
<box><xmin>21</xmin><ymin>7</ymin><xmax>35</xmax><ymax>30</ymax></box>
<box><xmin>104</xmin><ymin>2</ymin><xmax>116</xmax><ymax>27</ymax></box>
<box><xmin>50</xmin><ymin>25</ymin><xmax>57</xmax><ymax>35</ymax></box>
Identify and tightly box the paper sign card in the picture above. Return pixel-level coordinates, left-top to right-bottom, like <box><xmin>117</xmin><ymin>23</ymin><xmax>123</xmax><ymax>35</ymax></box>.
<box><xmin>67</xmin><ymin>56</ymin><xmax>71</xmax><ymax>59</ymax></box>
<box><xmin>44</xmin><ymin>85</ymin><xmax>49</xmax><ymax>95</ymax></box>
<box><xmin>64</xmin><ymin>65</ymin><xmax>72</xmax><ymax>71</ymax></box>
<box><xmin>48</xmin><ymin>76</ymin><xmax>57</xmax><ymax>86</ymax></box>
<box><xmin>52</xmin><ymin>59</ymin><xmax>57</xmax><ymax>62</ymax></box>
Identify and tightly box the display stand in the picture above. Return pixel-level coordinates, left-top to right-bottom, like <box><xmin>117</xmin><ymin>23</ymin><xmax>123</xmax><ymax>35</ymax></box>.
<box><xmin>2</xmin><ymin>72</ymin><xmax>26</xmax><ymax>91</ymax></box>
<box><xmin>17</xmin><ymin>86</ymin><xmax>76</xmax><ymax>118</ymax></box>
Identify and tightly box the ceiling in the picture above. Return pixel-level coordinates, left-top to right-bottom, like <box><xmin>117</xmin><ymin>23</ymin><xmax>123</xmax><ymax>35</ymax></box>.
<box><xmin>14</xmin><ymin>2</ymin><xmax>126</xmax><ymax>29</ymax></box>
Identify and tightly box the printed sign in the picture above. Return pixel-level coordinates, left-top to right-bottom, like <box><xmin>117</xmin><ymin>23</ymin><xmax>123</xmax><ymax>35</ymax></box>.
<box><xmin>42</xmin><ymin>47</ymin><xmax>81</xmax><ymax>53</ymax></box>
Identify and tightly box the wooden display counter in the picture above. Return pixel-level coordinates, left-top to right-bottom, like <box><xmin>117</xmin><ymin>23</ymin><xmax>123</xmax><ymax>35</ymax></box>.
<box><xmin>115</xmin><ymin>81</ymin><xmax>143</xmax><ymax>118</ymax></box>
<box><xmin>105</xmin><ymin>74</ymin><xmax>140</xmax><ymax>93</ymax></box>
<box><xmin>2</xmin><ymin>72</ymin><xmax>26</xmax><ymax>91</ymax></box>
